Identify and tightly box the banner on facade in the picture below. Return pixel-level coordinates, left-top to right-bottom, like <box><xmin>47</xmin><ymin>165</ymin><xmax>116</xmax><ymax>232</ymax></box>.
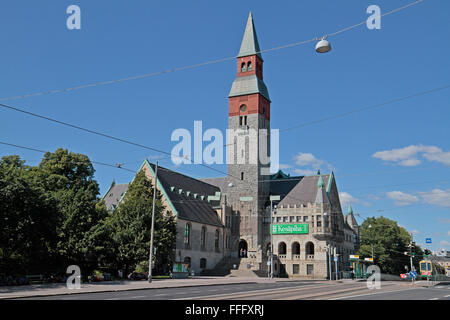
<box><xmin>271</xmin><ymin>223</ymin><xmax>308</xmax><ymax>235</ymax></box>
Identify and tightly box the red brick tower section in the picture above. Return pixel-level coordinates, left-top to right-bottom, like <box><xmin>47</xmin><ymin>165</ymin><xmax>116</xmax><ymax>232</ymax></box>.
<box><xmin>229</xmin><ymin>57</ymin><xmax>270</xmax><ymax>121</ymax></box>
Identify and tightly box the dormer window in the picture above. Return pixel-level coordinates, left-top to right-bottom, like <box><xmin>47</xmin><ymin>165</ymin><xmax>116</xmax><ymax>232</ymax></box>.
<box><xmin>241</xmin><ymin>62</ymin><xmax>246</xmax><ymax>72</ymax></box>
<box><xmin>247</xmin><ymin>61</ymin><xmax>252</xmax><ymax>71</ymax></box>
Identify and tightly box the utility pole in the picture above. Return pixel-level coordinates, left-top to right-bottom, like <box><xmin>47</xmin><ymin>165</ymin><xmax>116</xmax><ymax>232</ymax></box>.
<box><xmin>269</xmin><ymin>195</ymin><xmax>280</xmax><ymax>279</ymax></box>
<box><xmin>148</xmin><ymin>161</ymin><xmax>158</xmax><ymax>283</ymax></box>
<box><xmin>327</xmin><ymin>244</ymin><xmax>332</xmax><ymax>281</ymax></box>
<box><xmin>334</xmin><ymin>247</ymin><xmax>338</xmax><ymax>281</ymax></box>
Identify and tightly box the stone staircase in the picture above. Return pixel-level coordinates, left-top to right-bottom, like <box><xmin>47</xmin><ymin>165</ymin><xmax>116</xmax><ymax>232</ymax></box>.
<box><xmin>201</xmin><ymin>256</ymin><xmax>270</xmax><ymax>278</ymax></box>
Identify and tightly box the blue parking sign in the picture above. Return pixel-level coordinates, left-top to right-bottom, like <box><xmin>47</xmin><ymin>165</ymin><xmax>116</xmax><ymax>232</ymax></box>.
<box><xmin>426</xmin><ymin>238</ymin><xmax>432</xmax><ymax>244</ymax></box>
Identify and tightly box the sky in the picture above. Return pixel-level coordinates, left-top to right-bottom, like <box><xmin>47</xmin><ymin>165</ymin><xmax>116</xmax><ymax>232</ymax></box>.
<box><xmin>0</xmin><ymin>0</ymin><xmax>449</xmax><ymax>252</ymax></box>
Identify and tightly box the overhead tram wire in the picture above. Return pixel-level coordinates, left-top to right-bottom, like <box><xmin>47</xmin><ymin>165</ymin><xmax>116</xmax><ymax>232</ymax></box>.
<box><xmin>0</xmin><ymin>0</ymin><xmax>424</xmax><ymax>102</ymax></box>
<box><xmin>0</xmin><ymin>141</ymin><xmax>136</xmax><ymax>173</ymax></box>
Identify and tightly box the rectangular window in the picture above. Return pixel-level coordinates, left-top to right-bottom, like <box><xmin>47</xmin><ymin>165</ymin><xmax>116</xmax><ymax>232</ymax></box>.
<box><xmin>239</xmin><ymin>116</ymin><xmax>243</xmax><ymax>126</ymax></box>
<box><xmin>303</xmin><ymin>216</ymin><xmax>308</xmax><ymax>222</ymax></box>
<box><xmin>317</xmin><ymin>221</ymin><xmax>322</xmax><ymax>227</ymax></box>
<box><xmin>276</xmin><ymin>217</ymin><xmax>281</xmax><ymax>222</ymax></box>
<box><xmin>307</xmin><ymin>264</ymin><xmax>314</xmax><ymax>275</ymax></box>
<box><xmin>296</xmin><ymin>216</ymin><xmax>302</xmax><ymax>222</ymax></box>
<box><xmin>283</xmin><ymin>216</ymin><xmax>289</xmax><ymax>222</ymax></box>
<box><xmin>289</xmin><ymin>216</ymin><xmax>295</xmax><ymax>222</ymax></box>
<box><xmin>244</xmin><ymin>116</ymin><xmax>247</xmax><ymax>126</ymax></box>
<box><xmin>293</xmin><ymin>264</ymin><xmax>299</xmax><ymax>274</ymax></box>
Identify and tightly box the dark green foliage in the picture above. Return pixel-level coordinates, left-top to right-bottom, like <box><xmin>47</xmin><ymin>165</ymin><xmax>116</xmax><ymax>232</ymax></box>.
<box><xmin>109</xmin><ymin>170</ymin><xmax>176</xmax><ymax>275</ymax></box>
<box><xmin>0</xmin><ymin>151</ymin><xmax>176</xmax><ymax>278</ymax></box>
<box><xmin>357</xmin><ymin>216</ymin><xmax>423</xmax><ymax>274</ymax></box>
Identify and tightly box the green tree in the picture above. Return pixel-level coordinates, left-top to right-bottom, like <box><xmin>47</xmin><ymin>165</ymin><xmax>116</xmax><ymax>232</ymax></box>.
<box><xmin>109</xmin><ymin>170</ymin><xmax>176</xmax><ymax>275</ymax></box>
<box><xmin>0</xmin><ymin>155</ymin><xmax>58</xmax><ymax>275</ymax></box>
<box><xmin>357</xmin><ymin>216</ymin><xmax>418</xmax><ymax>274</ymax></box>
<box><xmin>37</xmin><ymin>149</ymin><xmax>107</xmax><ymax>274</ymax></box>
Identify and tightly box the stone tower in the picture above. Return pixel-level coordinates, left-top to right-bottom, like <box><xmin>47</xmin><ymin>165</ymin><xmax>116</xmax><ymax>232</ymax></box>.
<box><xmin>227</xmin><ymin>12</ymin><xmax>271</xmax><ymax>257</ymax></box>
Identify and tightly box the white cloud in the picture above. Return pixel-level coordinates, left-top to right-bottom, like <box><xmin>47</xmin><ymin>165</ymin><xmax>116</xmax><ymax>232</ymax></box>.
<box><xmin>440</xmin><ymin>240</ymin><xmax>450</xmax><ymax>248</ymax></box>
<box><xmin>295</xmin><ymin>153</ymin><xmax>325</xmax><ymax>167</ymax></box>
<box><xmin>339</xmin><ymin>192</ymin><xmax>359</xmax><ymax>208</ymax></box>
<box><xmin>411</xmin><ymin>230</ymin><xmax>421</xmax><ymax>235</ymax></box>
<box><xmin>293</xmin><ymin>168</ymin><xmax>317</xmax><ymax>176</ymax></box>
<box><xmin>386</xmin><ymin>191</ymin><xmax>419</xmax><ymax>206</ymax></box>
<box><xmin>419</xmin><ymin>189</ymin><xmax>450</xmax><ymax>208</ymax></box>
<box><xmin>372</xmin><ymin>145</ymin><xmax>450</xmax><ymax>167</ymax></box>
<box><xmin>278</xmin><ymin>163</ymin><xmax>292</xmax><ymax>170</ymax></box>
<box><xmin>293</xmin><ymin>153</ymin><xmax>332</xmax><ymax>176</ymax></box>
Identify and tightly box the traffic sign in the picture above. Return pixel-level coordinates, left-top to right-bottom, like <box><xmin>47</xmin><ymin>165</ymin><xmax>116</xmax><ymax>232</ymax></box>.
<box><xmin>426</xmin><ymin>238</ymin><xmax>432</xmax><ymax>244</ymax></box>
<box><xmin>409</xmin><ymin>271</ymin><xmax>417</xmax><ymax>279</ymax></box>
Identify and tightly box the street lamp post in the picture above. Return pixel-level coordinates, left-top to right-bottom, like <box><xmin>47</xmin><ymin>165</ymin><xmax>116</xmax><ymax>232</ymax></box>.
<box><xmin>269</xmin><ymin>195</ymin><xmax>280</xmax><ymax>279</ymax></box>
<box><xmin>148</xmin><ymin>161</ymin><xmax>158</xmax><ymax>283</ymax></box>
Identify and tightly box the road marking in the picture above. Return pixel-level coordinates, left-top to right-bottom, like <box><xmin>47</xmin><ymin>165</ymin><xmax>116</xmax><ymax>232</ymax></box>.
<box><xmin>130</xmin><ymin>295</ymin><xmax>145</xmax><ymax>299</ymax></box>
<box><xmin>330</xmin><ymin>286</ymin><xmax>420</xmax><ymax>300</ymax></box>
<box><xmin>429</xmin><ymin>298</ymin><xmax>438</xmax><ymax>300</ymax></box>
<box><xmin>173</xmin><ymin>283</ymin><xmax>334</xmax><ymax>300</ymax></box>
<box><xmin>106</xmin><ymin>298</ymin><xmax>120</xmax><ymax>300</ymax></box>
<box><xmin>153</xmin><ymin>293</ymin><xmax>167</xmax><ymax>296</ymax></box>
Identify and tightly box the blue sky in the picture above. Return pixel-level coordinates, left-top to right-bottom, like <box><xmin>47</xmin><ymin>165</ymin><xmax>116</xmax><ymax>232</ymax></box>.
<box><xmin>0</xmin><ymin>0</ymin><xmax>449</xmax><ymax>251</ymax></box>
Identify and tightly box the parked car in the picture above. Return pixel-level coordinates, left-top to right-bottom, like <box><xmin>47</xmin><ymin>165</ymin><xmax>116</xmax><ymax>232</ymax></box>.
<box><xmin>127</xmin><ymin>271</ymin><xmax>148</xmax><ymax>281</ymax></box>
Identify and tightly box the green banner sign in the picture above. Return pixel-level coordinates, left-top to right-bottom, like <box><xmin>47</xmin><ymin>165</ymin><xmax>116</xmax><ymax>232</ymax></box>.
<box><xmin>271</xmin><ymin>223</ymin><xmax>308</xmax><ymax>235</ymax></box>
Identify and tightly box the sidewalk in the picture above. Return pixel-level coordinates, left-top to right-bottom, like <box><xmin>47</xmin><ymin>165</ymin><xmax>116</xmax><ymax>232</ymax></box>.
<box><xmin>0</xmin><ymin>276</ymin><xmax>320</xmax><ymax>299</ymax></box>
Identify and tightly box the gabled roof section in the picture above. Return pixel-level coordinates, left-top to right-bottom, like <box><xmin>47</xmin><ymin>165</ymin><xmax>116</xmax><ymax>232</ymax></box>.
<box><xmin>279</xmin><ymin>174</ymin><xmax>330</xmax><ymax>207</ymax></box>
<box><xmin>238</xmin><ymin>12</ymin><xmax>262</xmax><ymax>59</ymax></box>
<box><xmin>144</xmin><ymin>161</ymin><xmax>224</xmax><ymax>227</ymax></box>
<box><xmin>102</xmin><ymin>183</ymin><xmax>129</xmax><ymax>211</ymax></box>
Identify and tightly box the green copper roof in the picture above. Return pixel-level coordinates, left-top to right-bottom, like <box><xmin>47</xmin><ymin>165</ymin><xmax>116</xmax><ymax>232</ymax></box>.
<box><xmin>348</xmin><ymin>205</ymin><xmax>354</xmax><ymax>215</ymax></box>
<box><xmin>237</xmin><ymin>12</ymin><xmax>262</xmax><ymax>59</ymax></box>
<box><xmin>228</xmin><ymin>74</ymin><xmax>271</xmax><ymax>101</ymax></box>
<box><xmin>317</xmin><ymin>174</ymin><xmax>325</xmax><ymax>189</ymax></box>
<box><xmin>326</xmin><ymin>171</ymin><xmax>334</xmax><ymax>194</ymax></box>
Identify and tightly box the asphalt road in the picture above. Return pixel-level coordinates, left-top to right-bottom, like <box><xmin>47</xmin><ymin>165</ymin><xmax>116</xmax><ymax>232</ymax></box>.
<box><xmin>16</xmin><ymin>280</ymin><xmax>450</xmax><ymax>300</ymax></box>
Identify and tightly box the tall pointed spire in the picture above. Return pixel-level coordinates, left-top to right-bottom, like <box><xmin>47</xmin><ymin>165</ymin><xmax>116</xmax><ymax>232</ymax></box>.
<box><xmin>348</xmin><ymin>205</ymin><xmax>354</xmax><ymax>215</ymax></box>
<box><xmin>238</xmin><ymin>12</ymin><xmax>262</xmax><ymax>59</ymax></box>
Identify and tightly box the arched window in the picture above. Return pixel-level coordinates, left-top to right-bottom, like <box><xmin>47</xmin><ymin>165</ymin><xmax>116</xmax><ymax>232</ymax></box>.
<box><xmin>201</xmin><ymin>226</ymin><xmax>207</xmax><ymax>249</ymax></box>
<box><xmin>292</xmin><ymin>242</ymin><xmax>300</xmax><ymax>255</ymax></box>
<box><xmin>200</xmin><ymin>258</ymin><xmax>207</xmax><ymax>269</ymax></box>
<box><xmin>241</xmin><ymin>62</ymin><xmax>246</xmax><ymax>72</ymax></box>
<box><xmin>278</xmin><ymin>242</ymin><xmax>287</xmax><ymax>255</ymax></box>
<box><xmin>247</xmin><ymin>61</ymin><xmax>252</xmax><ymax>71</ymax></box>
<box><xmin>184</xmin><ymin>223</ymin><xmax>191</xmax><ymax>245</ymax></box>
<box><xmin>305</xmin><ymin>242</ymin><xmax>315</xmax><ymax>256</ymax></box>
<box><xmin>215</xmin><ymin>229</ymin><xmax>220</xmax><ymax>251</ymax></box>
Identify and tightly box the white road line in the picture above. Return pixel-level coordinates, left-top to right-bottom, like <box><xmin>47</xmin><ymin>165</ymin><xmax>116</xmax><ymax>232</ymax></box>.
<box><xmin>429</xmin><ymin>298</ymin><xmax>438</xmax><ymax>300</ymax></box>
<box><xmin>130</xmin><ymin>295</ymin><xmax>145</xmax><ymax>299</ymax></box>
<box><xmin>106</xmin><ymin>298</ymin><xmax>120</xmax><ymax>300</ymax></box>
<box><xmin>329</xmin><ymin>287</ymin><xmax>420</xmax><ymax>300</ymax></box>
